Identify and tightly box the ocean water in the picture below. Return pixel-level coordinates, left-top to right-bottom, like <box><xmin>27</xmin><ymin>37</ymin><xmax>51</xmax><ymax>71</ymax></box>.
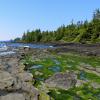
<box><xmin>0</xmin><ymin>42</ymin><xmax>54</xmax><ymax>56</ymax></box>
<box><xmin>7</xmin><ymin>43</ymin><xmax>54</xmax><ymax>49</ymax></box>
<box><xmin>0</xmin><ymin>43</ymin><xmax>8</xmax><ymax>51</ymax></box>
<box><xmin>0</xmin><ymin>43</ymin><xmax>15</xmax><ymax>56</ymax></box>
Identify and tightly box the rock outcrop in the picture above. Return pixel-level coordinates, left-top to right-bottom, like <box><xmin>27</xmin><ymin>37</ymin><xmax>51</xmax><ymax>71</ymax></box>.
<box><xmin>0</xmin><ymin>52</ymin><xmax>51</xmax><ymax>100</ymax></box>
<box><xmin>0</xmin><ymin>53</ymin><xmax>39</xmax><ymax>100</ymax></box>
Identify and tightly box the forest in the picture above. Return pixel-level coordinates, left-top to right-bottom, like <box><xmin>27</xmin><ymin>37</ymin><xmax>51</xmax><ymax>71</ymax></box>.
<box><xmin>15</xmin><ymin>9</ymin><xmax>100</xmax><ymax>43</ymax></box>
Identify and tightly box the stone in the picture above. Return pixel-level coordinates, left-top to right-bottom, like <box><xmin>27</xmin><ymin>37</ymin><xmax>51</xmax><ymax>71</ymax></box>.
<box><xmin>35</xmin><ymin>71</ymin><xmax>43</xmax><ymax>76</ymax></box>
<box><xmin>91</xmin><ymin>82</ymin><xmax>100</xmax><ymax>89</ymax></box>
<box><xmin>0</xmin><ymin>49</ymin><xmax>52</xmax><ymax>100</ymax></box>
<box><xmin>45</xmin><ymin>72</ymin><xmax>77</xmax><ymax>90</ymax></box>
<box><xmin>0</xmin><ymin>93</ymin><xmax>25</xmax><ymax>100</ymax></box>
<box><xmin>95</xmin><ymin>67</ymin><xmax>100</xmax><ymax>73</ymax></box>
<box><xmin>0</xmin><ymin>71</ymin><xmax>14</xmax><ymax>89</ymax></box>
<box><xmin>76</xmin><ymin>80</ymin><xmax>86</xmax><ymax>87</ymax></box>
<box><xmin>18</xmin><ymin>72</ymin><xmax>33</xmax><ymax>82</ymax></box>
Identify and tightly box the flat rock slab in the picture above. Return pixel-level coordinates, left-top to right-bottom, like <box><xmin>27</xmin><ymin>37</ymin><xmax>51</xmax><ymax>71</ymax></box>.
<box><xmin>45</xmin><ymin>72</ymin><xmax>77</xmax><ymax>90</ymax></box>
<box><xmin>0</xmin><ymin>93</ymin><xmax>25</xmax><ymax>100</ymax></box>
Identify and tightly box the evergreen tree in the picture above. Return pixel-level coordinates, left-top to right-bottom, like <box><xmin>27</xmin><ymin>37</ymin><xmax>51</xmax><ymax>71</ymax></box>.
<box><xmin>19</xmin><ymin>9</ymin><xmax>100</xmax><ymax>43</ymax></box>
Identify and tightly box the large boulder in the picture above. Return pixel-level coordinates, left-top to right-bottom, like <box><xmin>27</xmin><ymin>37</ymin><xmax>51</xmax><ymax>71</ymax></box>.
<box><xmin>45</xmin><ymin>72</ymin><xmax>77</xmax><ymax>90</ymax></box>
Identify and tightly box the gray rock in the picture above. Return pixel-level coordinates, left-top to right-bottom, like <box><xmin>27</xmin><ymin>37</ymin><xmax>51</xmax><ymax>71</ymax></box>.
<box><xmin>0</xmin><ymin>93</ymin><xmax>25</xmax><ymax>100</ymax></box>
<box><xmin>76</xmin><ymin>80</ymin><xmax>86</xmax><ymax>87</ymax></box>
<box><xmin>0</xmin><ymin>50</ymin><xmax>51</xmax><ymax>100</ymax></box>
<box><xmin>18</xmin><ymin>72</ymin><xmax>33</xmax><ymax>82</ymax></box>
<box><xmin>0</xmin><ymin>71</ymin><xmax>14</xmax><ymax>89</ymax></box>
<box><xmin>95</xmin><ymin>67</ymin><xmax>100</xmax><ymax>73</ymax></box>
<box><xmin>91</xmin><ymin>82</ymin><xmax>100</xmax><ymax>89</ymax></box>
<box><xmin>45</xmin><ymin>72</ymin><xmax>77</xmax><ymax>90</ymax></box>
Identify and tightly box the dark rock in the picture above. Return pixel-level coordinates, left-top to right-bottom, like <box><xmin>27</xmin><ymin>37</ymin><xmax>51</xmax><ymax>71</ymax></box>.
<box><xmin>53</xmin><ymin>43</ymin><xmax>100</xmax><ymax>56</ymax></box>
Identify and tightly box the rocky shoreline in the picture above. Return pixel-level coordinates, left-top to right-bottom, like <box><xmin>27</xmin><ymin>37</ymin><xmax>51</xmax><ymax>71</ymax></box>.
<box><xmin>0</xmin><ymin>43</ymin><xmax>100</xmax><ymax>100</ymax></box>
<box><xmin>0</xmin><ymin>48</ymin><xmax>52</xmax><ymax>100</ymax></box>
<box><xmin>53</xmin><ymin>43</ymin><xmax>100</xmax><ymax>56</ymax></box>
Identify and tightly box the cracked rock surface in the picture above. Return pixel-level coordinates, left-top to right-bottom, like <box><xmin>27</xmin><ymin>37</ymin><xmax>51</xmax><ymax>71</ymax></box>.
<box><xmin>0</xmin><ymin>53</ymin><xmax>39</xmax><ymax>100</ymax></box>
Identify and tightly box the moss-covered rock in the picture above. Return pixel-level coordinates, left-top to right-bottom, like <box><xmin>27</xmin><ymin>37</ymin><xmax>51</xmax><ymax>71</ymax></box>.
<box><xmin>39</xmin><ymin>92</ymin><xmax>54</xmax><ymax>100</ymax></box>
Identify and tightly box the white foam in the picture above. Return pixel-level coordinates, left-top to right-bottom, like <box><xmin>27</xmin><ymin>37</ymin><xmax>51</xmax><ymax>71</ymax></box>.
<box><xmin>0</xmin><ymin>51</ymin><xmax>15</xmax><ymax>56</ymax></box>
<box><xmin>0</xmin><ymin>44</ymin><xmax>8</xmax><ymax>51</ymax></box>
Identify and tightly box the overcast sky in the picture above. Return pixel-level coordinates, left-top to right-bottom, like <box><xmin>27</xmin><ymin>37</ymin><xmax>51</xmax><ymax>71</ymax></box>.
<box><xmin>0</xmin><ymin>0</ymin><xmax>100</xmax><ymax>40</ymax></box>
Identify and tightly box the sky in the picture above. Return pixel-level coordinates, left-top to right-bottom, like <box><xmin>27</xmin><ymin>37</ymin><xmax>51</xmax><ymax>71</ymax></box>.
<box><xmin>0</xmin><ymin>0</ymin><xmax>100</xmax><ymax>41</ymax></box>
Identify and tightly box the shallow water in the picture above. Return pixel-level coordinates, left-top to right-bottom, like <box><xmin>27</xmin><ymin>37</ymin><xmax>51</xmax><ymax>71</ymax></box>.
<box><xmin>0</xmin><ymin>51</ymin><xmax>15</xmax><ymax>56</ymax></box>
<box><xmin>52</xmin><ymin>58</ymin><xmax>61</xmax><ymax>65</ymax></box>
<box><xmin>48</xmin><ymin>66</ymin><xmax>61</xmax><ymax>72</ymax></box>
<box><xmin>29</xmin><ymin>65</ymin><xmax>43</xmax><ymax>69</ymax></box>
<box><xmin>7</xmin><ymin>43</ymin><xmax>54</xmax><ymax>49</ymax></box>
<box><xmin>0</xmin><ymin>42</ymin><xmax>54</xmax><ymax>56</ymax></box>
<box><xmin>79</xmin><ymin>70</ymin><xmax>87</xmax><ymax>80</ymax></box>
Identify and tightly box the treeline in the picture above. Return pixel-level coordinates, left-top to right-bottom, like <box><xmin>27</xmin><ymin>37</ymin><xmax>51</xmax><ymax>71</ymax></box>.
<box><xmin>15</xmin><ymin>9</ymin><xmax>100</xmax><ymax>43</ymax></box>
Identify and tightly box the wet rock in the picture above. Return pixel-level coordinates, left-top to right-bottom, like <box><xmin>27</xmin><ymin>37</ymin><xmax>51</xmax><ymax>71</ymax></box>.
<box><xmin>85</xmin><ymin>51</ymin><xmax>97</xmax><ymax>56</ymax></box>
<box><xmin>53</xmin><ymin>43</ymin><xmax>100</xmax><ymax>56</ymax></box>
<box><xmin>30</xmin><ymin>48</ymin><xmax>53</xmax><ymax>61</ymax></box>
<box><xmin>45</xmin><ymin>72</ymin><xmax>77</xmax><ymax>90</ymax></box>
<box><xmin>81</xmin><ymin>64</ymin><xmax>96</xmax><ymax>71</ymax></box>
<box><xmin>19</xmin><ymin>46</ymin><xmax>30</xmax><ymax>51</ymax></box>
<box><xmin>79</xmin><ymin>63</ymin><xmax>100</xmax><ymax>76</ymax></box>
